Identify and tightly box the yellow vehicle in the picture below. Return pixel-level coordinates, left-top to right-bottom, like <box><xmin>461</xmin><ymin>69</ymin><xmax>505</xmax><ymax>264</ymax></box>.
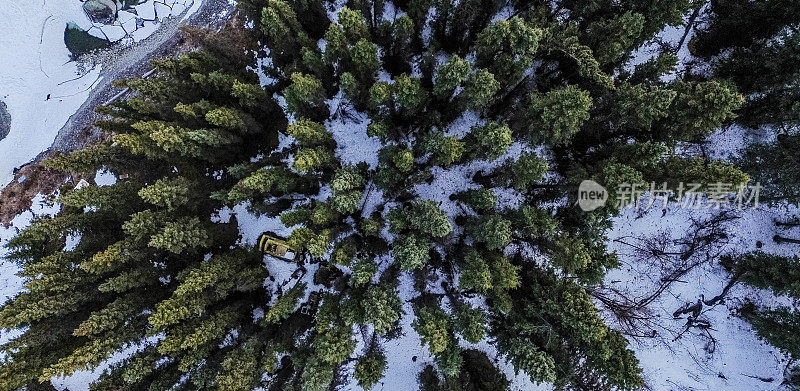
<box><xmin>257</xmin><ymin>232</ymin><xmax>301</xmax><ymax>262</ymax></box>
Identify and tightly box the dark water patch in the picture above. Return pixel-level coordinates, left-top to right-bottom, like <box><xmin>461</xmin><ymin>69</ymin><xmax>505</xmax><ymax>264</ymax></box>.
<box><xmin>64</xmin><ymin>22</ymin><xmax>111</xmax><ymax>57</ymax></box>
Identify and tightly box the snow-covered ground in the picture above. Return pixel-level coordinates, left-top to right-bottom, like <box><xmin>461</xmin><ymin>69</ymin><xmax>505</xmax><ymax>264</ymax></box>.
<box><xmin>0</xmin><ymin>0</ymin><xmax>103</xmax><ymax>186</ymax></box>
<box><xmin>605</xmin><ymin>202</ymin><xmax>798</xmax><ymax>391</ymax></box>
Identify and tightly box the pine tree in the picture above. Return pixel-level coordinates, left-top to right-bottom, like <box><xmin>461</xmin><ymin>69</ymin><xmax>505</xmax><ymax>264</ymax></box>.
<box><xmin>393</xmin><ymin>74</ymin><xmax>429</xmax><ymax>112</ymax></box>
<box><xmin>354</xmin><ymin>351</ymin><xmax>387</xmax><ymax>389</ymax></box>
<box><xmin>458</xmin><ymin>349</ymin><xmax>510</xmax><ymax>391</ymax></box>
<box><xmin>284</xmin><ymin>73</ymin><xmax>330</xmax><ymax>120</ymax></box>
<box><xmin>493</xmin><ymin>266</ymin><xmax>643</xmax><ymax>389</ymax></box>
<box><xmin>451</xmin><ymin>188</ymin><xmax>497</xmax><ymax>212</ymax></box>
<box><xmin>723</xmin><ymin>249</ymin><xmax>800</xmax><ymax>387</ymax></box>
<box><xmin>421</xmin><ymin>131</ymin><xmax>465</xmax><ymax>168</ymax></box>
<box><xmin>742</xmin><ymin>304</ymin><xmax>800</xmax><ymax>358</ymax></box>
<box><xmin>459</xmin><ymin>248</ymin><xmax>493</xmax><ymax>293</ymax></box>
<box><xmin>460</xmin><ymin>69</ymin><xmax>500</xmax><ymax>111</ymax></box>
<box><xmin>726</xmin><ymin>252</ymin><xmax>800</xmax><ymax>298</ymax></box>
<box><xmin>488</xmin><ymin>253</ymin><xmax>520</xmax><ymax>313</ymax></box>
<box><xmin>464</xmin><ymin>122</ymin><xmax>513</xmax><ymax>160</ymax></box>
<box><xmin>475</xmin><ymin>17</ymin><xmax>541</xmax><ymax>86</ymax></box>
<box><xmin>662</xmin><ymin>80</ymin><xmax>743</xmax><ymax>142</ymax></box>
<box><xmin>314</xmin><ymin>325</ymin><xmax>357</xmax><ymax>364</ymax></box>
<box><xmin>225</xmin><ymin>166</ymin><xmax>310</xmax><ymax>205</ymax></box>
<box><xmin>735</xmin><ymin>126</ymin><xmax>800</xmax><ymax>203</ymax></box>
<box><xmin>434</xmin><ymin>340</ymin><xmax>463</xmax><ymax>377</ymax></box>
<box><xmin>294</xmin><ymin>146</ymin><xmax>337</xmax><ymax>173</ymax></box>
<box><xmin>455</xmin><ymin>306</ymin><xmax>487</xmax><ymax>344</ymax></box>
<box><xmin>407</xmin><ymin>200</ymin><xmax>453</xmax><ymax>238</ymax></box>
<box><xmin>514</xmin><ymin>205</ymin><xmax>559</xmax><ymax>238</ymax></box>
<box><xmin>361</xmin><ymin>286</ymin><xmax>403</xmax><ymax>335</ymax></box>
<box><xmin>477</xmin><ymin>153</ymin><xmax>548</xmax><ymax>191</ymax></box>
<box><xmin>138</xmin><ymin>176</ymin><xmax>192</xmax><ymax>210</ymax></box>
<box><xmin>394</xmin><ymin>234</ymin><xmax>431</xmax><ymax>271</ymax></box>
<box><xmin>421</xmin><ymin>358</ymin><xmax>508</xmax><ymax>391</ymax></box>
<box><xmin>350</xmin><ymin>259</ymin><xmax>377</xmax><ymax>284</ymax></box>
<box><xmin>468</xmin><ymin>215</ymin><xmax>512</xmax><ymax>251</ymax></box>
<box><xmin>528</xmin><ymin>85</ymin><xmax>593</xmax><ymax>145</ymax></box>
<box><xmin>497</xmin><ymin>336</ymin><xmax>556</xmax><ymax>384</ymax></box>
<box><xmin>413</xmin><ymin>306</ymin><xmax>451</xmax><ymax>355</ymax></box>
<box><xmin>300</xmin><ymin>358</ymin><xmax>336</xmax><ymax>391</ymax></box>
<box><xmin>551</xmin><ymin>235</ymin><xmax>592</xmax><ymax>273</ymax></box>
<box><xmin>287</xmin><ymin>119</ymin><xmax>335</xmax><ymax>147</ymax></box>
<box><xmin>691</xmin><ymin>2</ymin><xmax>800</xmax><ymax>205</ymax></box>
<box><xmin>433</xmin><ymin>55</ymin><xmax>472</xmax><ymax>98</ymax></box>
<box><xmin>264</xmin><ymin>283</ymin><xmax>306</xmax><ymax>323</ymax></box>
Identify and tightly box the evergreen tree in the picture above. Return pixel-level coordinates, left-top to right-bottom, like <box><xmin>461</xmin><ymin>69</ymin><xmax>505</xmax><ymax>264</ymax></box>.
<box><xmin>741</xmin><ymin>304</ymin><xmax>800</xmax><ymax>358</ymax></box>
<box><xmin>451</xmin><ymin>188</ymin><xmax>497</xmax><ymax>212</ymax></box>
<box><xmin>461</xmin><ymin>69</ymin><xmax>501</xmax><ymax>111</ymax></box>
<box><xmin>468</xmin><ymin>215</ymin><xmax>512</xmax><ymax>251</ymax></box>
<box><xmin>350</xmin><ymin>258</ymin><xmax>378</xmax><ymax>287</ymax></box>
<box><xmin>413</xmin><ymin>306</ymin><xmax>451</xmax><ymax>355</ymax></box>
<box><xmin>394</xmin><ymin>234</ymin><xmax>431</xmax><ymax>271</ymax></box>
<box><xmin>361</xmin><ymin>285</ymin><xmax>404</xmax><ymax>335</ymax></box>
<box><xmin>723</xmin><ymin>250</ymin><xmax>800</xmax><ymax>386</ymax></box>
<box><xmin>284</xmin><ymin>73</ymin><xmax>329</xmax><ymax>121</ymax></box>
<box><xmin>354</xmin><ymin>351</ymin><xmax>387</xmax><ymax>389</ymax></box>
<box><xmin>433</xmin><ymin>55</ymin><xmax>472</xmax><ymax>98</ymax></box>
<box><xmin>528</xmin><ymin>85</ymin><xmax>593</xmax><ymax>145</ymax></box>
<box><xmin>421</xmin><ymin>131</ymin><xmax>465</xmax><ymax>168</ymax></box>
<box><xmin>455</xmin><ymin>306</ymin><xmax>487</xmax><ymax>344</ymax></box>
<box><xmin>474</xmin><ymin>17</ymin><xmax>541</xmax><ymax>87</ymax></box>
<box><xmin>463</xmin><ymin>122</ymin><xmax>513</xmax><ymax>160</ymax></box>
<box><xmin>725</xmin><ymin>252</ymin><xmax>800</xmax><ymax>298</ymax></box>
<box><xmin>418</xmin><ymin>349</ymin><xmax>510</xmax><ymax>391</ymax></box>
<box><xmin>493</xmin><ymin>266</ymin><xmax>643</xmax><ymax>389</ymax></box>
<box><xmin>458</xmin><ymin>248</ymin><xmax>493</xmax><ymax>293</ymax></box>
<box><xmin>694</xmin><ymin>9</ymin><xmax>800</xmax><ymax>387</ymax></box>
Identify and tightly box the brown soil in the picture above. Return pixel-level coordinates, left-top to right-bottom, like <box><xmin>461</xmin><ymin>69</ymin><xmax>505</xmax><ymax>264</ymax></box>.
<box><xmin>0</xmin><ymin>152</ymin><xmax>67</xmax><ymax>226</ymax></box>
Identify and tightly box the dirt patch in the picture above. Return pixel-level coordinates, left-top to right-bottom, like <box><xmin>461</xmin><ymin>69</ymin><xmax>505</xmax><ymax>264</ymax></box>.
<box><xmin>0</xmin><ymin>153</ymin><xmax>68</xmax><ymax>226</ymax></box>
<box><xmin>0</xmin><ymin>127</ymin><xmax>110</xmax><ymax>226</ymax></box>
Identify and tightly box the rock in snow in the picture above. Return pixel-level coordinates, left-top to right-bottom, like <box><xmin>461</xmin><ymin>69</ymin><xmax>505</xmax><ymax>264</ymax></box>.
<box><xmin>0</xmin><ymin>101</ymin><xmax>10</xmax><ymax>142</ymax></box>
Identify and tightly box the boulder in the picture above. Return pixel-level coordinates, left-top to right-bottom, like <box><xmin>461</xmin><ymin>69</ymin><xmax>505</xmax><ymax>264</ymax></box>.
<box><xmin>83</xmin><ymin>0</ymin><xmax>118</xmax><ymax>24</ymax></box>
<box><xmin>0</xmin><ymin>100</ymin><xmax>10</xmax><ymax>142</ymax></box>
